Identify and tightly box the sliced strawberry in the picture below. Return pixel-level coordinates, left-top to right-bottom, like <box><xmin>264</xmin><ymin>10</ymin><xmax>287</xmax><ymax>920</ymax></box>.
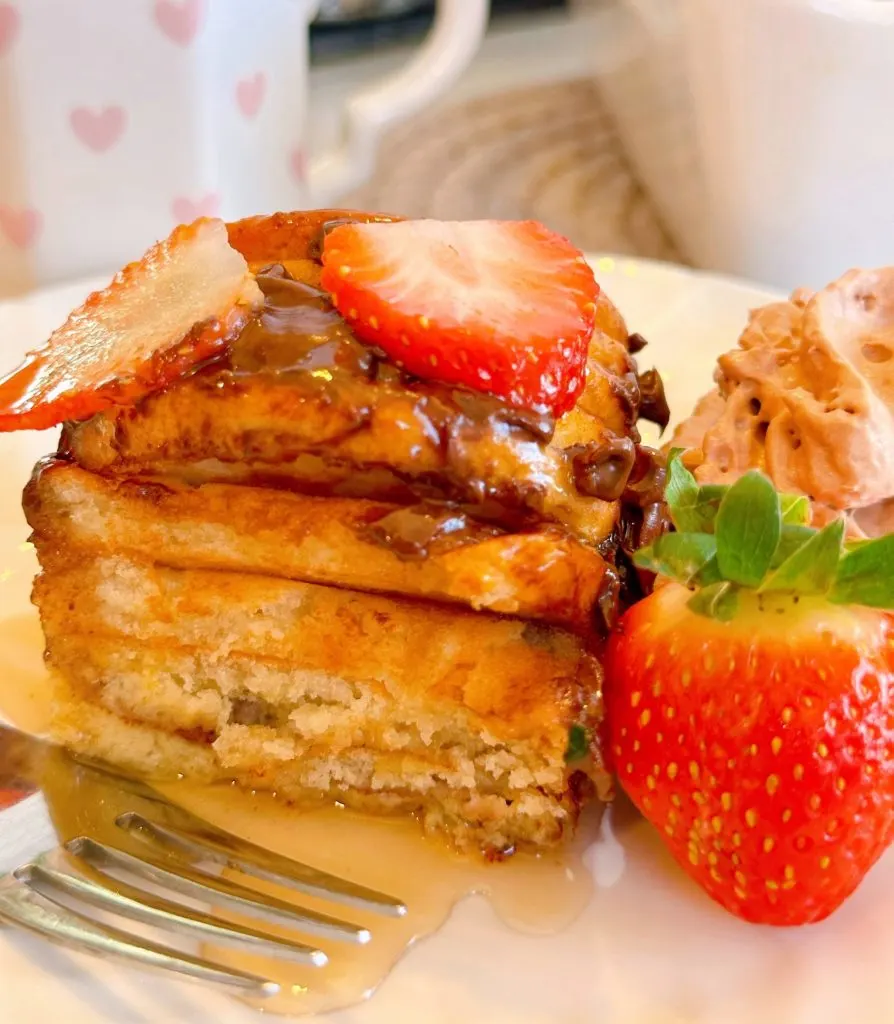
<box><xmin>0</xmin><ymin>218</ymin><xmax>263</xmax><ymax>432</ymax></box>
<box><xmin>320</xmin><ymin>219</ymin><xmax>599</xmax><ymax>415</ymax></box>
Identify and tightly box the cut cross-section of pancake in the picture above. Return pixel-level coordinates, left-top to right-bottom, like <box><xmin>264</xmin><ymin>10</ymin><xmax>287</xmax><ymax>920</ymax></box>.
<box><xmin>25</xmin><ymin>459</ymin><xmax>617</xmax><ymax>634</ymax></box>
<box><xmin>34</xmin><ymin>552</ymin><xmax>608</xmax><ymax>855</ymax></box>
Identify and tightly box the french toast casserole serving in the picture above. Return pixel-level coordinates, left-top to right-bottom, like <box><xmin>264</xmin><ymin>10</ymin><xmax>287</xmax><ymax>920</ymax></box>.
<box><xmin>2</xmin><ymin>211</ymin><xmax>668</xmax><ymax>856</ymax></box>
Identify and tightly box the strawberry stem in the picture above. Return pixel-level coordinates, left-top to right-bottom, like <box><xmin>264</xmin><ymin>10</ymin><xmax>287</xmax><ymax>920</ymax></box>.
<box><xmin>634</xmin><ymin>452</ymin><xmax>894</xmax><ymax>617</ymax></box>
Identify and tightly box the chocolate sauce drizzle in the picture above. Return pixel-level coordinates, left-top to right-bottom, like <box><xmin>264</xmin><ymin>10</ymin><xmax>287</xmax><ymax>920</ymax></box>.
<box><xmin>188</xmin><ymin>244</ymin><xmax>671</xmax><ymax>633</ymax></box>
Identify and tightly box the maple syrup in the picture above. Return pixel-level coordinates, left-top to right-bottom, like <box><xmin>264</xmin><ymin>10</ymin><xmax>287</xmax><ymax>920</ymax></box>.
<box><xmin>0</xmin><ymin>612</ymin><xmax>600</xmax><ymax>1016</ymax></box>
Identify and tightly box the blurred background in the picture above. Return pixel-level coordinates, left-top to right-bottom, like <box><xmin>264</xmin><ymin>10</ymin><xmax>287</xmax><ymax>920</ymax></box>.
<box><xmin>312</xmin><ymin>0</ymin><xmax>679</xmax><ymax>262</ymax></box>
<box><xmin>0</xmin><ymin>0</ymin><xmax>892</xmax><ymax>296</ymax></box>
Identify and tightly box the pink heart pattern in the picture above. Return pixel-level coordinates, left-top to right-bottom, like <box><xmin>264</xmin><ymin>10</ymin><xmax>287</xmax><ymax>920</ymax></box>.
<box><xmin>0</xmin><ymin>3</ymin><xmax>19</xmax><ymax>57</ymax></box>
<box><xmin>154</xmin><ymin>0</ymin><xmax>204</xmax><ymax>47</ymax></box>
<box><xmin>0</xmin><ymin>205</ymin><xmax>41</xmax><ymax>249</ymax></box>
<box><xmin>236</xmin><ymin>72</ymin><xmax>266</xmax><ymax>119</ymax></box>
<box><xmin>290</xmin><ymin>148</ymin><xmax>307</xmax><ymax>185</ymax></box>
<box><xmin>70</xmin><ymin>106</ymin><xmax>126</xmax><ymax>153</ymax></box>
<box><xmin>172</xmin><ymin>194</ymin><xmax>220</xmax><ymax>223</ymax></box>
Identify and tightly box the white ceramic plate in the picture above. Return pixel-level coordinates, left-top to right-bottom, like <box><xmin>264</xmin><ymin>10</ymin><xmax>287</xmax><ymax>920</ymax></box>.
<box><xmin>2</xmin><ymin>258</ymin><xmax>893</xmax><ymax>1024</ymax></box>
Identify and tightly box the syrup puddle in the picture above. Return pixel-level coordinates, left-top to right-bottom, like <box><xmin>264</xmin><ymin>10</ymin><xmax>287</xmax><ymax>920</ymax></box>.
<box><xmin>0</xmin><ymin>612</ymin><xmax>601</xmax><ymax>1016</ymax></box>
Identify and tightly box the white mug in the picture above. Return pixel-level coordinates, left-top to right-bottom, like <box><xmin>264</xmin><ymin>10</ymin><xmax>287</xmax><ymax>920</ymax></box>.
<box><xmin>600</xmin><ymin>0</ymin><xmax>894</xmax><ymax>290</ymax></box>
<box><xmin>0</xmin><ymin>0</ymin><xmax>488</xmax><ymax>295</ymax></box>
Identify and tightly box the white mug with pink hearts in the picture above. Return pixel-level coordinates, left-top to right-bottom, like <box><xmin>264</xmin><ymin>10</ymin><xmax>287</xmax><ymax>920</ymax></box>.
<box><xmin>0</xmin><ymin>0</ymin><xmax>488</xmax><ymax>296</ymax></box>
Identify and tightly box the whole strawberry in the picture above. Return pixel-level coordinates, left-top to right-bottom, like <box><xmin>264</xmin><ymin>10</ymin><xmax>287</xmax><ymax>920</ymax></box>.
<box><xmin>605</xmin><ymin>454</ymin><xmax>894</xmax><ymax>925</ymax></box>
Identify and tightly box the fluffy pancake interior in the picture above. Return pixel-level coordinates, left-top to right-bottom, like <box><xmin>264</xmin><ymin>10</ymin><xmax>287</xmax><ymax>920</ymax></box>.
<box><xmin>34</xmin><ymin>552</ymin><xmax>606</xmax><ymax>854</ymax></box>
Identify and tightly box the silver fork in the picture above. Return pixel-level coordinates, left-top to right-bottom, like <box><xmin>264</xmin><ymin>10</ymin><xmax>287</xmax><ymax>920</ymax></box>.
<box><xmin>0</xmin><ymin>724</ymin><xmax>406</xmax><ymax>997</ymax></box>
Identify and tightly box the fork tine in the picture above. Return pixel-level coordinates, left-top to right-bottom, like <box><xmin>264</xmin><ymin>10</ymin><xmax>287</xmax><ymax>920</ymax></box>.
<box><xmin>16</xmin><ymin>858</ymin><xmax>327</xmax><ymax>966</ymax></box>
<box><xmin>0</xmin><ymin>880</ymin><xmax>279</xmax><ymax>996</ymax></box>
<box><xmin>66</xmin><ymin>836</ymin><xmax>371</xmax><ymax>945</ymax></box>
<box><xmin>116</xmin><ymin>810</ymin><xmax>408</xmax><ymax>918</ymax></box>
<box><xmin>71</xmin><ymin>757</ymin><xmax>407</xmax><ymax>917</ymax></box>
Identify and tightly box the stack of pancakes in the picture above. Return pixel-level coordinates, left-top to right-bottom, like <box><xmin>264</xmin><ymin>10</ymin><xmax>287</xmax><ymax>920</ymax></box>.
<box><xmin>24</xmin><ymin>211</ymin><xmax>662</xmax><ymax>855</ymax></box>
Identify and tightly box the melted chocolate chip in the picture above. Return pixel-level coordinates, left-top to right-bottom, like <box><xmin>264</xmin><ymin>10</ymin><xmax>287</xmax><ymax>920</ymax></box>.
<box><xmin>639</xmin><ymin>500</ymin><xmax>669</xmax><ymax>549</ymax></box>
<box><xmin>624</xmin><ymin>445</ymin><xmax>667</xmax><ymax>507</ymax></box>
<box><xmin>306</xmin><ymin>217</ymin><xmax>363</xmax><ymax>261</ymax></box>
<box><xmin>567</xmin><ymin>434</ymin><xmax>636</xmax><ymax>501</ymax></box>
<box><xmin>253</xmin><ymin>264</ymin><xmax>322</xmax><ymax>301</ymax></box>
<box><xmin>229</xmin><ymin>695</ymin><xmax>278</xmax><ymax>727</ymax></box>
<box><xmin>609</xmin><ymin>370</ymin><xmax>642</xmax><ymax>427</ymax></box>
<box><xmin>256</xmin><ymin>262</ymin><xmax>290</xmax><ymax>279</ymax></box>
<box><xmin>614</xmin><ymin>445</ymin><xmax>672</xmax><ymax>597</ymax></box>
<box><xmin>617</xmin><ymin>507</ymin><xmax>641</xmax><ymax>556</ymax></box>
<box><xmin>593</xmin><ymin>565</ymin><xmax>621</xmax><ymax>636</ymax></box>
<box><xmin>363</xmin><ymin>504</ymin><xmax>503</xmax><ymax>561</ymax></box>
<box><xmin>637</xmin><ymin>368</ymin><xmax>671</xmax><ymax>432</ymax></box>
<box><xmin>255</xmin><ymin>266</ymin><xmax>330</xmax><ymax>304</ymax></box>
<box><xmin>126</xmin><ymin>479</ymin><xmax>177</xmax><ymax>505</ymax></box>
<box><xmin>596</xmin><ymin>529</ymin><xmax>618</xmax><ymax>561</ymax></box>
<box><xmin>613</xmin><ymin>543</ymin><xmax>650</xmax><ymax>603</ymax></box>
<box><xmin>627</xmin><ymin>332</ymin><xmax>648</xmax><ymax>354</ymax></box>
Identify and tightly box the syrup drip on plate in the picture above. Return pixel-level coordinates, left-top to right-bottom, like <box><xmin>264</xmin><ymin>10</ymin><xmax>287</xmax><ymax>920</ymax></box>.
<box><xmin>0</xmin><ymin>612</ymin><xmax>600</xmax><ymax>1016</ymax></box>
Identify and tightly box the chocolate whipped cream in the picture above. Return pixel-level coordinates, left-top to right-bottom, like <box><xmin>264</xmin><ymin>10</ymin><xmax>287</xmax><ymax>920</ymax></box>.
<box><xmin>672</xmin><ymin>268</ymin><xmax>894</xmax><ymax>534</ymax></box>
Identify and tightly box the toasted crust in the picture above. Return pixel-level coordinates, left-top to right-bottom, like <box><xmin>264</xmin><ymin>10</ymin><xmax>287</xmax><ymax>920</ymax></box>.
<box><xmin>25</xmin><ymin>460</ymin><xmax>611</xmax><ymax>634</ymax></box>
<box><xmin>63</xmin><ymin>382</ymin><xmax>622</xmax><ymax>542</ymax></box>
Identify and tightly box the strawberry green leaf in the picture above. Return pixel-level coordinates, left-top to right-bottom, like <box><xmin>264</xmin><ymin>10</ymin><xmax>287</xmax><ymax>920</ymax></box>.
<box><xmin>698</xmin><ymin>484</ymin><xmax>728</xmax><ymax>506</ymax></box>
<box><xmin>770</xmin><ymin>524</ymin><xmax>817</xmax><ymax>568</ymax></box>
<box><xmin>565</xmin><ymin>724</ymin><xmax>590</xmax><ymax>762</ymax></box>
<box><xmin>692</xmin><ymin>554</ymin><xmax>723</xmax><ymax>587</ymax></box>
<box><xmin>664</xmin><ymin>450</ymin><xmax>702</xmax><ymax>532</ymax></box>
<box><xmin>664</xmin><ymin>451</ymin><xmax>729</xmax><ymax>533</ymax></box>
<box><xmin>780</xmin><ymin>494</ymin><xmax>811</xmax><ymax>525</ymax></box>
<box><xmin>760</xmin><ymin>518</ymin><xmax>844</xmax><ymax>594</ymax></box>
<box><xmin>688</xmin><ymin>580</ymin><xmax>739</xmax><ymax>621</ymax></box>
<box><xmin>829</xmin><ymin>533</ymin><xmax>894</xmax><ymax>609</ymax></box>
<box><xmin>634</xmin><ymin>532</ymin><xmax>717</xmax><ymax>585</ymax></box>
<box><xmin>845</xmin><ymin>538</ymin><xmax>871</xmax><ymax>551</ymax></box>
<box><xmin>685</xmin><ymin>484</ymin><xmax>728</xmax><ymax>533</ymax></box>
<box><xmin>714</xmin><ymin>471</ymin><xmax>782</xmax><ymax>587</ymax></box>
